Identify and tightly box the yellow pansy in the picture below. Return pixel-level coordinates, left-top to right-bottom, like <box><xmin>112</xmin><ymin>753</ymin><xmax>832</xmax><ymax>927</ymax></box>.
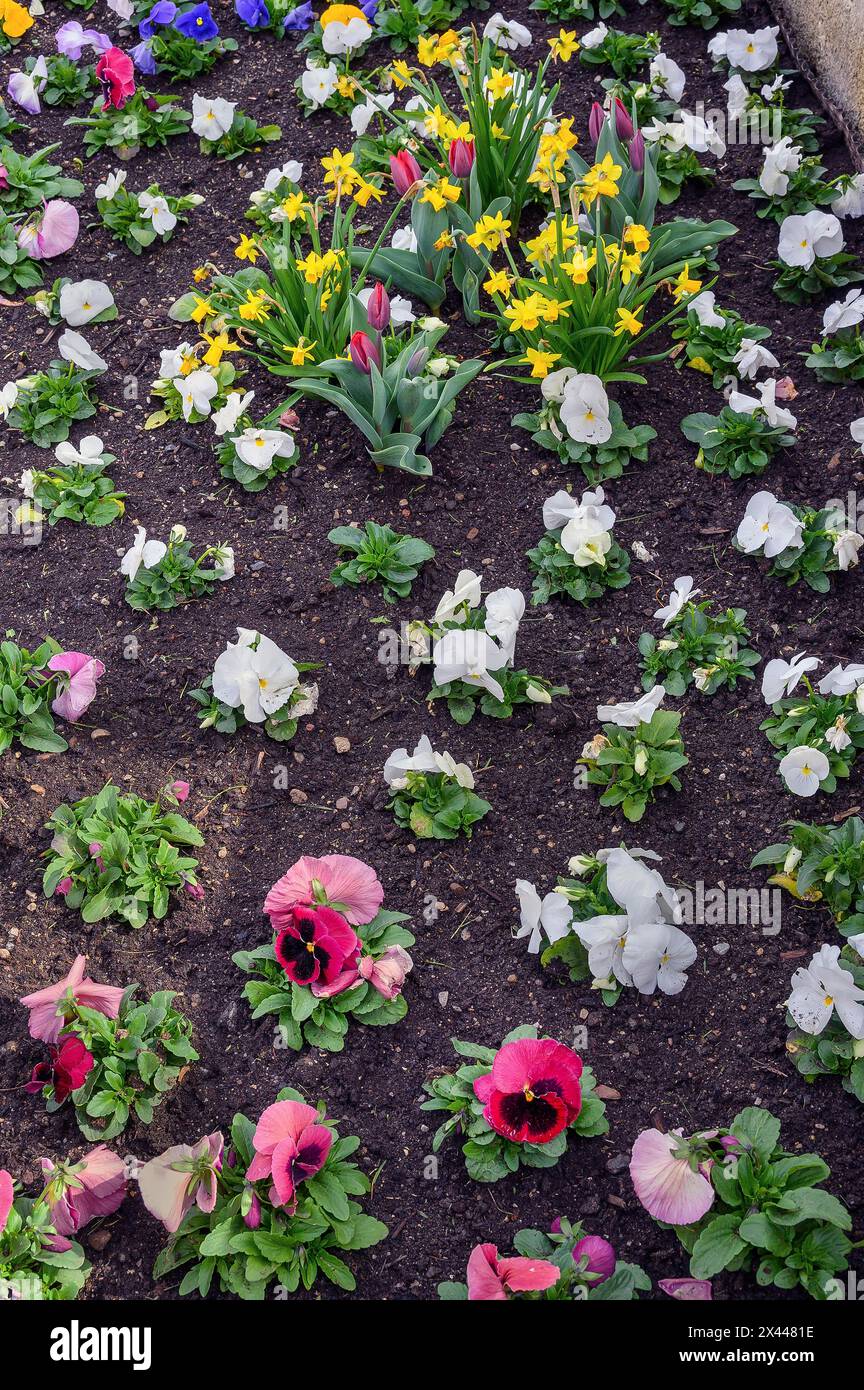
<box><xmin>234</xmin><ymin>234</ymin><xmax>259</xmax><ymax>264</ymax></box>
<box><xmin>614</xmin><ymin>307</ymin><xmax>643</xmax><ymax>336</ymax></box>
<box><xmin>320</xmin><ymin>3</ymin><xmax>365</xmax><ymax>24</ymax></box>
<box><xmin>1</xmin><ymin>0</ymin><xmax>33</xmax><ymax>38</ymax></box>
<box><xmin>337</xmin><ymin>75</ymin><xmax>358</xmax><ymax>98</ymax></box>
<box><xmin>524</xmin><ymin>347</ymin><xmax>562</xmax><ymax>378</ymax></box>
<box><xmin>466</xmin><ymin>211</ymin><xmax>511</xmax><ymax>252</ymax></box>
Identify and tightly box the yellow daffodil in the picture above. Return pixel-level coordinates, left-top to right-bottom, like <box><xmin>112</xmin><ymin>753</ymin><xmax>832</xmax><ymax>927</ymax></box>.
<box><xmin>580</xmin><ymin>153</ymin><xmax>622</xmax><ymax>205</ymax></box>
<box><xmin>549</xmin><ymin>118</ymin><xmax>578</xmax><ymax>154</ymax></box>
<box><xmin>287</xmin><ymin>338</ymin><xmax>316</xmax><ymax>366</ymax></box>
<box><xmin>190</xmin><ymin>295</ymin><xmax>215</xmax><ymax>323</ymax></box>
<box><xmin>417</xmin><ymin>29</ymin><xmax>460</xmax><ymax>66</ymax></box>
<box><xmin>238</xmin><ymin>290</ymin><xmax>270</xmax><ymax>323</ymax></box>
<box><xmin>503</xmin><ymin>293</ymin><xmax>547</xmax><ymax>333</ymax></box>
<box><xmin>321</xmin><ymin>147</ymin><xmax>356</xmax><ymax>189</ymax></box>
<box><xmin>539</xmin><ymin>295</ymin><xmax>570</xmax><ymax>324</ymax></box>
<box><xmin>483</xmin><ymin>268</ymin><xmax>512</xmax><ymax>298</ymax></box>
<box><xmin>490</xmin><ymin>123</ymin><xmax>510</xmax><ymax>141</ymax></box>
<box><xmin>524</xmin><ymin>347</ymin><xmax>562</xmax><ymax>378</ymax></box>
<box><xmin>421</xmin><ymin>177</ymin><xmax>460</xmax><ymax>212</ymax></box>
<box><xmin>466</xmin><ymin>211</ymin><xmax>511</xmax><ymax>252</ymax></box>
<box><xmin>234</xmin><ymin>234</ymin><xmax>259</xmax><ymax>264</ymax></box>
<box><xmin>192</xmin><ymin>266</ymin><xmax>210</xmax><ymax>283</ymax></box>
<box><xmin>614</xmin><ymin>307</ymin><xmax>643</xmax><ymax>336</ymax></box>
<box><xmin>390</xmin><ymin>60</ymin><xmax>412</xmax><ymax>88</ymax></box>
<box><xmin>278</xmin><ymin>191</ymin><xmax>308</xmax><ymax>222</ymax></box>
<box><xmin>562</xmin><ymin>247</ymin><xmax>597</xmax><ymax>284</ymax></box>
<box><xmin>433</xmin><ymin>229</ymin><xmax>455</xmax><ymax>251</ymax></box>
<box><xmin>624</xmin><ymin>222</ymin><xmax>650</xmax><ymax>253</ymax></box>
<box><xmin>672</xmin><ymin>263</ymin><xmax>702</xmax><ymax>303</ymax></box>
<box><xmin>201</xmin><ymin>332</ymin><xmax>239</xmax><ymax>367</ymax></box>
<box><xmin>485</xmin><ymin>68</ymin><xmax>514</xmax><ymax>101</ymax></box>
<box><xmin>548</xmin><ymin>29</ymin><xmax>579</xmax><ymax>62</ymax></box>
<box><xmin>353</xmin><ymin>178</ymin><xmax>384</xmax><ymax>207</ymax></box>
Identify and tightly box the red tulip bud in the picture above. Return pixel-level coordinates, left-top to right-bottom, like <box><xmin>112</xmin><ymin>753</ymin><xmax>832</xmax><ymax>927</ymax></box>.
<box><xmin>366</xmin><ymin>282</ymin><xmax>390</xmax><ymax>331</ymax></box>
<box><xmin>389</xmin><ymin>150</ymin><xmax>422</xmax><ymax>197</ymax></box>
<box><xmin>614</xmin><ymin>98</ymin><xmax>634</xmax><ymax>141</ymax></box>
<box><xmin>588</xmin><ymin>102</ymin><xmax>605</xmax><ymax>144</ymax></box>
<box><xmin>448</xmin><ymin>137</ymin><xmax>475</xmax><ymax>178</ymax></box>
<box><xmin>629</xmin><ymin>130</ymin><xmax>645</xmax><ymax>171</ymax></box>
<box><xmin>349</xmin><ymin>330</ymin><xmax>381</xmax><ymax>374</ymax></box>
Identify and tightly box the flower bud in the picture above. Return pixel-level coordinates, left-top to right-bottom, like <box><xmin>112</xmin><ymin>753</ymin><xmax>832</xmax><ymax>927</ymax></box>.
<box><xmin>448</xmin><ymin>137</ymin><xmax>475</xmax><ymax>178</ymax></box>
<box><xmin>171</xmin><ymin>780</ymin><xmax>190</xmax><ymax>803</ymax></box>
<box><xmin>243</xmin><ymin>1192</ymin><xmax>261</xmax><ymax>1229</ymax></box>
<box><xmin>588</xmin><ymin>102</ymin><xmax>605</xmax><ymax>144</ymax></box>
<box><xmin>614</xmin><ymin>98</ymin><xmax>634</xmax><ymax>141</ymax></box>
<box><xmin>629</xmin><ymin>130</ymin><xmax>645</xmax><ymax>171</ymax></box>
<box><xmin>349</xmin><ymin>330</ymin><xmax>381</xmax><ymax>374</ymax></box>
<box><xmin>634</xmin><ymin>746</ymin><xmax>648</xmax><ymax>776</ymax></box>
<box><xmin>366</xmin><ymin>282</ymin><xmax>390</xmax><ymax>332</ymax></box>
<box><xmin>783</xmin><ymin>846</ymin><xmax>802</xmax><ymax>875</ymax></box>
<box><xmin>389</xmin><ymin>150</ymin><xmax>422</xmax><ymax>197</ymax></box>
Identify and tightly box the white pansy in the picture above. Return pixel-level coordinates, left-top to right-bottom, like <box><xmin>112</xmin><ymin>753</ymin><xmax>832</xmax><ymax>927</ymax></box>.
<box><xmin>19</xmin><ymin>469</ymin><xmax>34</xmax><ymax>498</ymax></box>
<box><xmin>301</xmin><ymin>61</ymin><xmax>339</xmax><ymax>107</ymax></box>
<box><xmin>58</xmin><ymin>279</ymin><xmax>114</xmax><ymax>327</ymax></box>
<box><xmin>826</xmin><ymin>718</ymin><xmax>852</xmax><ymax>752</ymax></box>
<box><xmin>540</xmin><ymin>366</ymin><xmax>577</xmax><ymax>404</ymax></box>
<box><xmin>234</xmin><ymin>428</ymin><xmax>296</xmax><ymax>471</ymax></box>
<box><xmin>762</xmin><ymin>652</ymin><xmax>819</xmax><ymax>703</ymax></box>
<box><xmin>779</xmin><ymin>745</ymin><xmax>830</xmax><ymax>797</ymax></box>
<box><xmin>120</xmin><ymin>526</ymin><xmax>167</xmax><ymax>581</ymax></box>
<box><xmin>650</xmin><ymin>53</ymin><xmax>686</xmax><ymax>102</ymax></box>
<box><xmin>581</xmin><ymin>22</ymin><xmax>608</xmax><ymax>48</ymax></box>
<box><xmin>788</xmin><ymin>944</ymin><xmax>864</xmax><ymax>1037</ymax></box>
<box><xmin>559</xmin><ymin>373</ymin><xmax>612</xmax><ymax>445</ymax></box>
<box><xmin>159</xmin><ymin>343</ymin><xmax>193</xmax><ymax>379</ymax></box>
<box><xmin>213</xmin><ymin>545</ymin><xmax>234</xmax><ymax>581</ymax></box>
<box><xmin>817</xmin><ymin>663</ymin><xmax>864</xmax><ymax>696</ymax></box>
<box><xmin>263</xmin><ymin>161</ymin><xmax>303</xmax><ymax>190</ymax></box>
<box><xmin>834</xmin><ymin>531</ymin><xmax>864</xmax><ymax>571</ymax></box>
<box><xmin>54</xmin><ymin>435</ymin><xmax>104</xmax><ymax>468</ymax></box>
<box><xmin>724</xmin><ymin>73</ymin><xmax>749</xmax><ymax>118</ymax></box>
<box><xmin>191</xmin><ymin>94</ymin><xmax>236</xmax><ymax>140</ymax></box>
<box><xmin>434</xmin><ymin>569</ymin><xmax>482</xmax><ymax>625</ymax></box>
<box><xmin>823</xmin><ymin>288</ymin><xmax>864</xmax><ymax>335</ymax></box>
<box><xmin>723</xmin><ymin>26</ymin><xmax>779</xmax><ymax>72</ymax></box>
<box><xmin>687</xmin><ymin>290</ymin><xmax>725</xmax><ymax>328</ymax></box>
<box><xmin>597</xmin><ymin>685</ymin><xmax>665</xmax><ymax>729</ymax></box>
<box><xmin>174</xmin><ymin>369</ymin><xmax>218</xmax><ymax>421</ymax></box>
<box><xmin>432</xmin><ymin>629</ymin><xmax>508</xmax><ymax>703</ymax></box>
<box><xmin>137</xmin><ymin>191</ymin><xmax>177</xmax><ymax>236</ymax></box>
<box><xmin>212</xmin><ymin>628</ymin><xmax>299</xmax><ymax>722</ymax></box>
<box><xmin>212</xmin><ymin>390</ymin><xmax>254</xmax><ymax>437</ymax></box>
<box><xmin>391</xmin><ymin>225</ymin><xmax>417</xmax><ymax>253</ymax></box>
<box><xmin>484</xmin><ymin>587</ymin><xmax>524</xmax><ymax>663</ymax></box>
<box><xmin>621</xmin><ymin>921</ymin><xmax>697</xmax><ymax>996</ymax></box>
<box><xmin>733</xmin><ymin>338</ymin><xmax>780</xmax><ymax>379</ymax></box>
<box><xmin>758</xmin><ymin>137</ymin><xmax>800</xmax><ymax>197</ymax></box>
<box><xmin>654</xmin><ymin>575</ymin><xmax>699</xmax><ymax>627</ymax></box>
<box><xmin>832</xmin><ymin>173</ymin><xmax>864</xmax><ymax>219</ymax></box>
<box><xmin>321</xmin><ymin>15</ymin><xmax>371</xmax><ymax>54</ymax></box>
<box><xmin>434</xmin><ymin>750</ymin><xmax>475</xmax><ymax>788</ymax></box>
<box><xmin>382</xmin><ymin>733</ymin><xmax>438</xmax><ymax>787</ymax></box>
<box><xmin>350</xmin><ymin>92</ymin><xmax>394</xmax><ymax>136</ymax></box>
<box><xmin>58</xmin><ymin>330</ymin><xmax>107</xmax><ymax>373</ymax></box>
<box><xmin>736</xmin><ymin>491</ymin><xmax>803</xmax><ymax>557</ymax></box>
<box><xmin>728</xmin><ymin>377</ymin><xmax>797</xmax><ymax>430</ymax></box>
<box><xmin>95</xmin><ymin>169</ymin><xmax>126</xmax><ymax>201</ymax></box>
<box><xmin>514</xmin><ymin>879</ymin><xmax>573</xmax><ymax>955</ymax></box>
<box><xmin>777</xmin><ymin>211</ymin><xmax>843</xmax><ymax>270</ymax></box>
<box><xmin>851</xmin><ymin>417</ymin><xmax>864</xmax><ymax>454</ymax></box>
<box><xmin>483</xmin><ymin>12</ymin><xmax>532</xmax><ymax>49</ymax></box>
<box><xmin>0</xmin><ymin>382</ymin><xmax>19</xmax><ymax>418</ymax></box>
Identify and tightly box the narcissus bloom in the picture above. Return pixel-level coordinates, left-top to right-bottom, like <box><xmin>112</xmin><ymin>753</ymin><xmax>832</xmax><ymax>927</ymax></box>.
<box><xmin>41</xmin><ymin>1146</ymin><xmax>126</xmax><ymax>1236</ymax></box>
<box><xmin>466</xmin><ymin>1243</ymin><xmax>560</xmax><ymax>1300</ymax></box>
<box><xmin>630</xmin><ymin>1128</ymin><xmax>715</xmax><ymax>1224</ymax></box>
<box><xmin>139</xmin><ymin>1132</ymin><xmax>223</xmax><ymax>1232</ymax></box>
<box><xmin>20</xmin><ymin>955</ymin><xmax>122</xmax><ymax>1044</ymax></box>
<box><xmin>247</xmin><ymin>1100</ymin><xmax>332</xmax><ymax>1209</ymax></box>
<box><xmin>787</xmin><ymin>944</ymin><xmax>864</xmax><ymax>1038</ymax></box>
<box><xmin>274</xmin><ymin>904</ymin><xmax>361</xmax><ymax>991</ymax></box>
<box><xmin>46</xmin><ymin>652</ymin><xmax>105</xmax><ymax>724</ymax></box>
<box><xmin>265</xmin><ymin>853</ymin><xmax>384</xmax><ymax>927</ymax></box>
<box><xmin>474</xmin><ymin>1037</ymin><xmax>583</xmax><ymax>1144</ymax></box>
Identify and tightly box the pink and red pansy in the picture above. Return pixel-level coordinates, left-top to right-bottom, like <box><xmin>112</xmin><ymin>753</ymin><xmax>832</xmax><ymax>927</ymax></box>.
<box><xmin>40</xmin><ymin>1146</ymin><xmax>127</xmax><ymax>1238</ymax></box>
<box><xmin>473</xmin><ymin>1037</ymin><xmax>583</xmax><ymax>1144</ymax></box>
<box><xmin>466</xmin><ymin>1243</ymin><xmax>560</xmax><ymax>1301</ymax></box>
<box><xmin>246</xmin><ymin>1099</ymin><xmax>332</xmax><ymax>1210</ymax></box>
<box><xmin>273</xmin><ymin>903</ymin><xmax>360</xmax><ymax>994</ymax></box>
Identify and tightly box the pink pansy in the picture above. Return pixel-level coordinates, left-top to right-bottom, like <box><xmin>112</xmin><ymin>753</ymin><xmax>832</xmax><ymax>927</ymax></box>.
<box><xmin>18</xmin><ymin>199</ymin><xmax>80</xmax><ymax>261</ymax></box>
<box><xmin>55</xmin><ymin>877</ymin><xmax>73</xmax><ymax>897</ymax></box>
<box><xmin>265</xmin><ymin>853</ymin><xmax>384</xmax><ymax>927</ymax></box>
<box><xmin>20</xmin><ymin>954</ymin><xmax>123</xmax><ymax>1044</ymax></box>
<box><xmin>171</xmin><ymin>780</ymin><xmax>190</xmax><ymax>802</ymax></box>
<box><xmin>358</xmin><ymin>945</ymin><xmax>413</xmax><ymax>999</ymax></box>
<box><xmin>572</xmin><ymin>1234</ymin><xmax>616</xmax><ymax>1284</ymax></box>
<box><xmin>41</xmin><ymin>1146</ymin><xmax>126</xmax><ymax>1236</ymax></box>
<box><xmin>138</xmin><ymin>1133</ymin><xmax>223</xmax><ymax>1233</ymax></box>
<box><xmin>630</xmin><ymin>1128</ymin><xmax>716</xmax><ymax>1225</ymax></box>
<box><xmin>0</xmin><ymin>1170</ymin><xmax>14</xmax><ymax>1235</ymax></box>
<box><xmin>47</xmin><ymin>651</ymin><xmax>105</xmax><ymax>723</ymax></box>
<box><xmin>246</xmin><ymin>1100</ymin><xmax>332</xmax><ymax>1210</ymax></box>
<box><xmin>659</xmin><ymin>1277</ymin><xmax>714</xmax><ymax>1301</ymax></box>
<box><xmin>466</xmin><ymin>1243</ymin><xmax>560</xmax><ymax>1301</ymax></box>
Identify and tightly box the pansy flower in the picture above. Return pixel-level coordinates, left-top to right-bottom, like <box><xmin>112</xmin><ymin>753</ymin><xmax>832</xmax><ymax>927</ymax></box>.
<box><xmin>473</xmin><ymin>1036</ymin><xmax>583</xmax><ymax>1144</ymax></box>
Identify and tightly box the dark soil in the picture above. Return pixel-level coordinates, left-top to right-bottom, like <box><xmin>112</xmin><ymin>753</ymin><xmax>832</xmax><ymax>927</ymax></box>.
<box><xmin>1</xmin><ymin>0</ymin><xmax>863</xmax><ymax>1302</ymax></box>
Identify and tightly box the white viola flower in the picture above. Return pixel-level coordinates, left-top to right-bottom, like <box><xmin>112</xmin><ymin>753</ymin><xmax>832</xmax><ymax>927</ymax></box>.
<box><xmin>95</xmin><ymin>169</ymin><xmax>126</xmax><ymax>202</ymax></box>
<box><xmin>212</xmin><ymin>390</ymin><xmax>254</xmax><ymax>437</ymax></box>
<box><xmin>0</xmin><ymin>381</ymin><xmax>19</xmax><ymax>418</ymax></box>
<box><xmin>391</xmin><ymin>225</ymin><xmax>417</xmax><ymax>253</ymax></box>
<box><xmin>55</xmin><ymin>435</ymin><xmax>104</xmax><ymax>468</ymax></box>
<box><xmin>728</xmin><ymin>378</ymin><xmax>797</xmax><ymax>430</ymax></box>
<box><xmin>761</xmin><ymin>652</ymin><xmax>819</xmax><ymax>703</ymax></box>
<box><xmin>263</xmin><ymin>161</ymin><xmax>303</xmax><ymax>190</ymax></box>
<box><xmin>234</xmin><ymin>428</ymin><xmax>296</xmax><ymax>472</ymax></box>
<box><xmin>758</xmin><ymin>137</ymin><xmax>801</xmax><ymax>198</ymax></box>
<box><xmin>357</xmin><ymin>285</ymin><xmax>414</xmax><ymax>324</ymax></box>
<box><xmin>733</xmin><ymin>338</ymin><xmax>780</xmax><ymax>379</ymax></box>
<box><xmin>191</xmin><ymin>94</ymin><xmax>236</xmax><ymax>140</ymax></box>
<box><xmin>605</xmin><ymin>845</ymin><xmax>682</xmax><ymax>926</ymax></box>
<box><xmin>213</xmin><ymin>545</ymin><xmax>235</xmax><ymax>581</ymax></box>
<box><xmin>687</xmin><ymin>290</ymin><xmax>725</xmax><ymax>328</ymax></box>
<box><xmin>851</xmin><ymin>417</ymin><xmax>864</xmax><ymax>454</ymax></box>
<box><xmin>514</xmin><ymin>880</ymin><xmax>573</xmax><ymax>955</ymax></box>
<box><xmin>597</xmin><ymin>684</ymin><xmax>665</xmax><ymax>729</ymax></box>
<box><xmin>817</xmin><ymin>663</ymin><xmax>864</xmax><ymax>696</ymax></box>
<box><xmin>581</xmin><ymin>22</ymin><xmax>608</xmax><ymax>49</ymax></box>
<box><xmin>174</xmin><ymin>369</ymin><xmax>218</xmax><ymax>421</ymax></box>
<box><xmin>159</xmin><ymin>343</ymin><xmax>193</xmax><ymax>379</ymax></box>
<box><xmin>432</xmin><ymin>629</ymin><xmax>508</xmax><ymax>703</ymax></box>
<box><xmin>19</xmin><ymin>469</ymin><xmax>34</xmax><ymax>498</ymax></box>
<box><xmin>654</xmin><ymin>575</ymin><xmax>700</xmax><ymax>627</ymax></box>
<box><xmin>572</xmin><ymin>913</ymin><xmax>633</xmax><ymax>986</ymax></box>
<box><xmin>120</xmin><ymin>526</ymin><xmax>167</xmax><ymax>581</ymax></box>
<box><xmin>707</xmin><ymin>31</ymin><xmax>728</xmax><ymax>60</ymax></box>
<box><xmin>58</xmin><ymin>279</ymin><xmax>114</xmax><ymax>328</ymax></box>
<box><xmin>559</xmin><ymin>373</ymin><xmax>612</xmax><ymax>445</ymax></box>
<box><xmin>544</xmin><ymin>485</ymin><xmax>615</xmax><ymax>533</ymax></box>
<box><xmin>834</xmin><ymin>530</ymin><xmax>864</xmax><ymax>571</ymax></box>
<box><xmin>823</xmin><ymin>288</ymin><xmax>864</xmax><ymax>335</ymax></box>
<box><xmin>777</xmin><ymin>211</ymin><xmax>843</xmax><ymax>270</ymax></box>
<box><xmin>382</xmin><ymin>733</ymin><xmax>439</xmax><ymax>787</ymax></box>
<box><xmin>350</xmin><ymin>92</ymin><xmax>394</xmax><ymax>137</ymax></box>
<box><xmin>724</xmin><ymin>73</ymin><xmax>749</xmax><ymax>119</ymax></box>
<box><xmin>434</xmin><ymin>569</ymin><xmax>482</xmax><ymax>625</ymax></box>
<box><xmin>483</xmin><ymin>12</ymin><xmax>532</xmax><ymax>49</ymax></box>
<box><xmin>788</xmin><ymin>944</ymin><xmax>864</xmax><ymax>1037</ymax></box>
<box><xmin>779</xmin><ymin>745</ymin><xmax>830</xmax><ymax>797</ymax></box>
<box><xmin>560</xmin><ymin>512</ymin><xmax>612</xmax><ymax>568</ymax></box>
<box><xmin>760</xmin><ymin>75</ymin><xmax>790</xmax><ymax>99</ymax></box>
<box><xmin>736</xmin><ymin>491</ymin><xmax>803</xmax><ymax>557</ymax></box>
<box><xmin>826</xmin><ymin>718</ymin><xmax>852</xmax><ymax>752</ymax></box>
<box><xmin>621</xmin><ymin>921</ymin><xmax>697</xmax><ymax>996</ymax></box>
<box><xmin>301</xmin><ymin>61</ymin><xmax>339</xmax><ymax>108</ymax></box>
<box><xmin>832</xmin><ymin>173</ymin><xmax>864</xmax><ymax>220</ymax></box>
<box><xmin>649</xmin><ymin>53</ymin><xmax>686</xmax><ymax>103</ymax></box>
<box><xmin>58</xmin><ymin>330</ymin><xmax>107</xmax><ymax>373</ymax></box>
<box><xmin>664</xmin><ymin>112</ymin><xmax>726</xmax><ymax>158</ymax></box>
<box><xmin>434</xmin><ymin>750</ymin><xmax>475</xmax><ymax>788</ymax></box>
<box><xmin>321</xmin><ymin>15</ymin><xmax>372</xmax><ymax>54</ymax></box>
<box><xmin>724</xmin><ymin>26</ymin><xmax>779</xmax><ymax>72</ymax></box>
<box><xmin>540</xmin><ymin>366</ymin><xmax>577</xmax><ymax>404</ymax></box>
<box><xmin>484</xmin><ymin>587</ymin><xmax>525</xmax><ymax>663</ymax></box>
<box><xmin>212</xmin><ymin>628</ymin><xmax>299</xmax><ymax>722</ymax></box>
<box><xmin>138</xmin><ymin>191</ymin><xmax>176</xmax><ymax>235</ymax></box>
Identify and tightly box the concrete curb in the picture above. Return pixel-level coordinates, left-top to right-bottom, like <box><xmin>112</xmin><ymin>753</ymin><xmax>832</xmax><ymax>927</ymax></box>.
<box><xmin>770</xmin><ymin>0</ymin><xmax>864</xmax><ymax>168</ymax></box>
